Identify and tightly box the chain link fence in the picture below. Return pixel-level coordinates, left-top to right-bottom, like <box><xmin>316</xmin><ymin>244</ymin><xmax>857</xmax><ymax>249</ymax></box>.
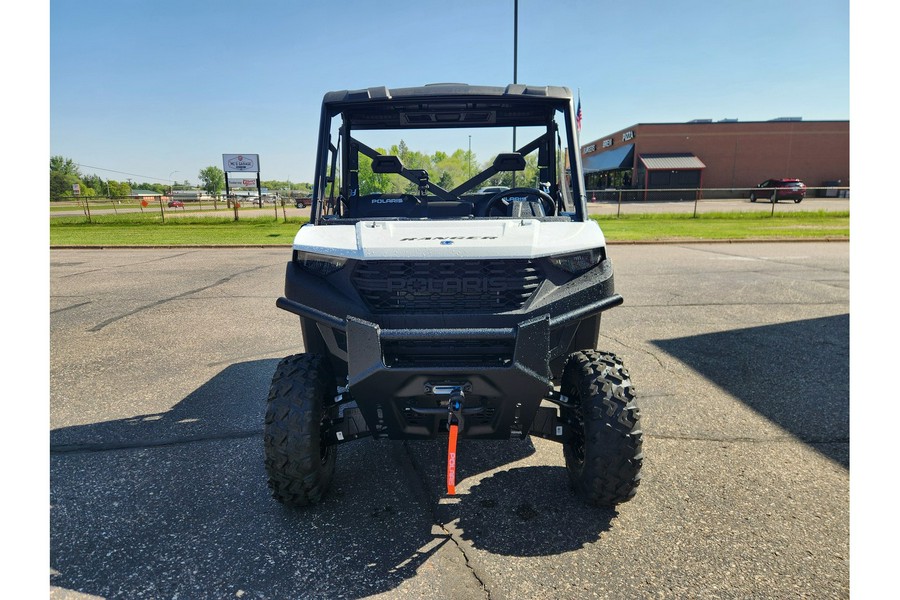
<box><xmin>585</xmin><ymin>186</ymin><xmax>850</xmax><ymax>217</ymax></box>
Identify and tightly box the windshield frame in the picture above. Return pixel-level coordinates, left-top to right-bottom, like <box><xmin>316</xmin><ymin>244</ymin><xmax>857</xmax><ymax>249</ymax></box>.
<box><xmin>310</xmin><ymin>85</ymin><xmax>587</xmax><ymax>224</ymax></box>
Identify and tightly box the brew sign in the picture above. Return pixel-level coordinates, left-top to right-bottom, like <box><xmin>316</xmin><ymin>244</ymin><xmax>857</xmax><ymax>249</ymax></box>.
<box><xmin>602</xmin><ymin>138</ymin><xmax>613</xmax><ymax>148</ymax></box>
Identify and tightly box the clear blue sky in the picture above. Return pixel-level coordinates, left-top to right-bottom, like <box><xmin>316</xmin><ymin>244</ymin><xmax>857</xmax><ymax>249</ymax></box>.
<box><xmin>48</xmin><ymin>0</ymin><xmax>849</xmax><ymax>184</ymax></box>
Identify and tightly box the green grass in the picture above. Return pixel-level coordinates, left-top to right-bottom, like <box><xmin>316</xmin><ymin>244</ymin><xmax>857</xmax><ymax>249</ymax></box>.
<box><xmin>50</xmin><ymin>214</ymin><xmax>309</xmax><ymax>245</ymax></box>
<box><xmin>49</xmin><ymin>210</ymin><xmax>849</xmax><ymax>246</ymax></box>
<box><xmin>593</xmin><ymin>210</ymin><xmax>849</xmax><ymax>241</ymax></box>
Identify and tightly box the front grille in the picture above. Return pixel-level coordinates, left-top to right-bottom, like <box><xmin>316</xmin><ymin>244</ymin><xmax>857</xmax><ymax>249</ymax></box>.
<box><xmin>352</xmin><ymin>259</ymin><xmax>543</xmax><ymax>314</ymax></box>
<box><xmin>384</xmin><ymin>339</ymin><xmax>515</xmax><ymax>368</ymax></box>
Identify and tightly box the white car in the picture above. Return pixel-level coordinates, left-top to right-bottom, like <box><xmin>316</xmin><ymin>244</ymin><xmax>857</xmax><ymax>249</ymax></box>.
<box><xmin>477</xmin><ymin>185</ymin><xmax>510</xmax><ymax>194</ymax></box>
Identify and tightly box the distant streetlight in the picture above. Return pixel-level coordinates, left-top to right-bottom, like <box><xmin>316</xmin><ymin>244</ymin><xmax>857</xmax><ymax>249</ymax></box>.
<box><xmin>169</xmin><ymin>170</ymin><xmax>179</xmax><ymax>195</ymax></box>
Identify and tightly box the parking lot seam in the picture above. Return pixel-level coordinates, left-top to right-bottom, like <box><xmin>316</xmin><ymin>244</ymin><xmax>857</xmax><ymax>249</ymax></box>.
<box><xmin>399</xmin><ymin>441</ymin><xmax>492</xmax><ymax>600</ymax></box>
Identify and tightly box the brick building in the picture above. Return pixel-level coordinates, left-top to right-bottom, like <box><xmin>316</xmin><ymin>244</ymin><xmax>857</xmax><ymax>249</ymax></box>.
<box><xmin>580</xmin><ymin>119</ymin><xmax>849</xmax><ymax>199</ymax></box>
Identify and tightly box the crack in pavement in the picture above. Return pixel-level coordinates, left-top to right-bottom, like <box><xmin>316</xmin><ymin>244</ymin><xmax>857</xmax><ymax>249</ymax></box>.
<box><xmin>648</xmin><ymin>432</ymin><xmax>849</xmax><ymax>445</ymax></box>
<box><xmin>398</xmin><ymin>440</ymin><xmax>492</xmax><ymax>600</ymax></box>
<box><xmin>57</xmin><ymin>251</ymin><xmax>201</xmax><ymax>278</ymax></box>
<box><xmin>51</xmin><ymin>301</ymin><xmax>92</xmax><ymax>314</ymax></box>
<box><xmin>677</xmin><ymin>244</ymin><xmax>849</xmax><ymax>276</ymax></box>
<box><xmin>50</xmin><ymin>428</ymin><xmax>263</xmax><ymax>454</ymax></box>
<box><xmin>601</xmin><ymin>333</ymin><xmax>671</xmax><ymax>373</ymax></box>
<box><xmin>87</xmin><ymin>265</ymin><xmax>268</xmax><ymax>332</ymax></box>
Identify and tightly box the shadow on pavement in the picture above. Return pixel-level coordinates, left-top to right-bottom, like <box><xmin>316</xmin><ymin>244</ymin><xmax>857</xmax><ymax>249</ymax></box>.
<box><xmin>51</xmin><ymin>359</ymin><xmax>618</xmax><ymax>598</ymax></box>
<box><xmin>452</xmin><ymin>465</ymin><xmax>616</xmax><ymax>556</ymax></box>
<box><xmin>651</xmin><ymin>314</ymin><xmax>849</xmax><ymax>468</ymax></box>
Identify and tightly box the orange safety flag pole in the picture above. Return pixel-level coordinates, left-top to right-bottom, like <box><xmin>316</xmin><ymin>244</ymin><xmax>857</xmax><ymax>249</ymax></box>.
<box><xmin>447</xmin><ymin>423</ymin><xmax>459</xmax><ymax>495</ymax></box>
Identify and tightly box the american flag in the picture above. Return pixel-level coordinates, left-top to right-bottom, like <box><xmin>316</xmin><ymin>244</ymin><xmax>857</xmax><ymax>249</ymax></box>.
<box><xmin>576</xmin><ymin>94</ymin><xmax>583</xmax><ymax>133</ymax></box>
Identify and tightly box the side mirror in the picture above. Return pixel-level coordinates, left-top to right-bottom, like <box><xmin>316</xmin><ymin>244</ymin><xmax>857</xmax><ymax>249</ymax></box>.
<box><xmin>371</xmin><ymin>155</ymin><xmax>404</xmax><ymax>174</ymax></box>
<box><xmin>493</xmin><ymin>152</ymin><xmax>526</xmax><ymax>172</ymax></box>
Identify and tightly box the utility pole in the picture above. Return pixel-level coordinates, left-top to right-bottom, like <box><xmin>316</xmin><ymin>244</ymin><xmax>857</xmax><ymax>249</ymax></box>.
<box><xmin>512</xmin><ymin>0</ymin><xmax>519</xmax><ymax>187</ymax></box>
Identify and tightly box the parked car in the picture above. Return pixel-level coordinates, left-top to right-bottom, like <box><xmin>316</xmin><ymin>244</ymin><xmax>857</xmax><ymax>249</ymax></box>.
<box><xmin>750</xmin><ymin>179</ymin><xmax>806</xmax><ymax>203</ymax></box>
<box><xmin>167</xmin><ymin>200</ymin><xmax>185</xmax><ymax>208</ymax></box>
<box><xmin>295</xmin><ymin>197</ymin><xmax>312</xmax><ymax>208</ymax></box>
<box><xmin>477</xmin><ymin>186</ymin><xmax>510</xmax><ymax>195</ymax></box>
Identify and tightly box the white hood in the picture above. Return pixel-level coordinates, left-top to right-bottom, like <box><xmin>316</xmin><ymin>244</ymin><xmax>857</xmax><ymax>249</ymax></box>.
<box><xmin>292</xmin><ymin>219</ymin><xmax>606</xmax><ymax>260</ymax></box>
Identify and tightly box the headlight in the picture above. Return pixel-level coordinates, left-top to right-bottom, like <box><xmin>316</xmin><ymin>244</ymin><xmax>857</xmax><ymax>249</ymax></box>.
<box><xmin>547</xmin><ymin>248</ymin><xmax>604</xmax><ymax>274</ymax></box>
<box><xmin>294</xmin><ymin>250</ymin><xmax>347</xmax><ymax>277</ymax></box>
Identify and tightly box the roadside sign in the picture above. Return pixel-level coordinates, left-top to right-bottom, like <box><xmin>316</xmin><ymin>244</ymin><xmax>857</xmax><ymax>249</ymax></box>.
<box><xmin>222</xmin><ymin>154</ymin><xmax>260</xmax><ymax>173</ymax></box>
<box><xmin>72</xmin><ymin>184</ymin><xmax>81</xmax><ymax>196</ymax></box>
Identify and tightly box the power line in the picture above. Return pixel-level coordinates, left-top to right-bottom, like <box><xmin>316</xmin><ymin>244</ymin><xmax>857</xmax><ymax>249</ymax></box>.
<box><xmin>74</xmin><ymin>163</ymin><xmax>176</xmax><ymax>182</ymax></box>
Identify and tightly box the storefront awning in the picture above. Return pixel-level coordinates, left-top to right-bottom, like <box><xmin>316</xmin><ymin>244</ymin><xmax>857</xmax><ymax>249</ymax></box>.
<box><xmin>583</xmin><ymin>143</ymin><xmax>635</xmax><ymax>172</ymax></box>
<box><xmin>639</xmin><ymin>154</ymin><xmax>706</xmax><ymax>170</ymax></box>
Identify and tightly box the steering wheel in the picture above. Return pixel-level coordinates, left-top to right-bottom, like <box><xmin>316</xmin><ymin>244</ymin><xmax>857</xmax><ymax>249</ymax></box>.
<box><xmin>479</xmin><ymin>187</ymin><xmax>557</xmax><ymax>217</ymax></box>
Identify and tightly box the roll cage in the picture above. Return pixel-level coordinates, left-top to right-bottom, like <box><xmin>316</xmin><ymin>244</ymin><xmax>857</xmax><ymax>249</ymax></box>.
<box><xmin>309</xmin><ymin>84</ymin><xmax>588</xmax><ymax>224</ymax></box>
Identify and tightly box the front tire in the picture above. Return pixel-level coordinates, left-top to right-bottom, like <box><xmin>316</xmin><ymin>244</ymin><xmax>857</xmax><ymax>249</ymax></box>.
<box><xmin>561</xmin><ymin>350</ymin><xmax>643</xmax><ymax>506</ymax></box>
<box><xmin>750</xmin><ymin>193</ymin><xmax>757</xmax><ymax>203</ymax></box>
<box><xmin>264</xmin><ymin>353</ymin><xmax>336</xmax><ymax>507</ymax></box>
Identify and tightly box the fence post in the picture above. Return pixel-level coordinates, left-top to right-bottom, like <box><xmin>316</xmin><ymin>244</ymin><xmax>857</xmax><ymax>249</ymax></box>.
<box><xmin>693</xmin><ymin>188</ymin><xmax>699</xmax><ymax>218</ymax></box>
<box><xmin>83</xmin><ymin>196</ymin><xmax>92</xmax><ymax>224</ymax></box>
<box><xmin>617</xmin><ymin>190</ymin><xmax>623</xmax><ymax>218</ymax></box>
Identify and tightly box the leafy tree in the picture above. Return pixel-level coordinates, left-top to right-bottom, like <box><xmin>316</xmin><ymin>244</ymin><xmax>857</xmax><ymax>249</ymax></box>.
<box><xmin>199</xmin><ymin>166</ymin><xmax>225</xmax><ymax>197</ymax></box>
<box><xmin>481</xmin><ymin>153</ymin><xmax>539</xmax><ymax>188</ymax></box>
<box><xmin>50</xmin><ymin>170</ymin><xmax>82</xmax><ymax>198</ymax></box>
<box><xmin>357</xmin><ymin>151</ymin><xmax>392</xmax><ymax>195</ymax></box>
<box><xmin>50</xmin><ymin>155</ymin><xmax>84</xmax><ymax>198</ymax></box>
<box><xmin>50</xmin><ymin>156</ymin><xmax>80</xmax><ymax>177</ymax></box>
<box><xmin>81</xmin><ymin>174</ymin><xmax>108</xmax><ymax>196</ymax></box>
<box><xmin>437</xmin><ymin>171</ymin><xmax>454</xmax><ymax>190</ymax></box>
<box><xmin>108</xmin><ymin>181</ymin><xmax>132</xmax><ymax>197</ymax></box>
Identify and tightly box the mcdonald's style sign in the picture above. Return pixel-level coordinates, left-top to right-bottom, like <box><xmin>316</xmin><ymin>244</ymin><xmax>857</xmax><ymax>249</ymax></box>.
<box><xmin>222</xmin><ymin>154</ymin><xmax>260</xmax><ymax>173</ymax></box>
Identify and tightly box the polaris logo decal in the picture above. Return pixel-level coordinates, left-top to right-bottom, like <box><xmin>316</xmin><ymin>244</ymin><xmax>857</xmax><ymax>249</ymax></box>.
<box><xmin>385</xmin><ymin>278</ymin><xmax>510</xmax><ymax>294</ymax></box>
<box><xmin>399</xmin><ymin>236</ymin><xmax>498</xmax><ymax>241</ymax></box>
<box><xmin>371</xmin><ymin>198</ymin><xmax>405</xmax><ymax>204</ymax></box>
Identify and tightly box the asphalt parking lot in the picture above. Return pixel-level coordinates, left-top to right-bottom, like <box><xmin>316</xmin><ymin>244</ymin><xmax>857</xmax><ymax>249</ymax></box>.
<box><xmin>50</xmin><ymin>242</ymin><xmax>849</xmax><ymax>599</ymax></box>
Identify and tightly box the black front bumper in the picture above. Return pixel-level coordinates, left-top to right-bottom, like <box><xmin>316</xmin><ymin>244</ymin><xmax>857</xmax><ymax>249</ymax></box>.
<box><xmin>275</xmin><ymin>256</ymin><xmax>621</xmax><ymax>440</ymax></box>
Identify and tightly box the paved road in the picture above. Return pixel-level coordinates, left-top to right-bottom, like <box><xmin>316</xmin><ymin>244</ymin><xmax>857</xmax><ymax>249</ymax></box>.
<box><xmin>50</xmin><ymin>243</ymin><xmax>849</xmax><ymax>599</ymax></box>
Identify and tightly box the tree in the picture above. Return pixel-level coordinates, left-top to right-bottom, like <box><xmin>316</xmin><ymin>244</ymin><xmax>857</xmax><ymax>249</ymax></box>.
<box><xmin>108</xmin><ymin>180</ymin><xmax>132</xmax><ymax>197</ymax></box>
<box><xmin>50</xmin><ymin>171</ymin><xmax>81</xmax><ymax>198</ymax></box>
<box><xmin>357</xmin><ymin>152</ymin><xmax>392</xmax><ymax>195</ymax></box>
<box><xmin>50</xmin><ymin>155</ymin><xmax>83</xmax><ymax>199</ymax></box>
<box><xmin>199</xmin><ymin>166</ymin><xmax>225</xmax><ymax>197</ymax></box>
<box><xmin>50</xmin><ymin>156</ymin><xmax>80</xmax><ymax>177</ymax></box>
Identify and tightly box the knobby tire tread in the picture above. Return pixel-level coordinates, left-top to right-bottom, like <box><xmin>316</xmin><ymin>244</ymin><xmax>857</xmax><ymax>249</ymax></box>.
<box><xmin>562</xmin><ymin>350</ymin><xmax>643</xmax><ymax>506</ymax></box>
<box><xmin>264</xmin><ymin>353</ymin><xmax>336</xmax><ymax>507</ymax></box>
